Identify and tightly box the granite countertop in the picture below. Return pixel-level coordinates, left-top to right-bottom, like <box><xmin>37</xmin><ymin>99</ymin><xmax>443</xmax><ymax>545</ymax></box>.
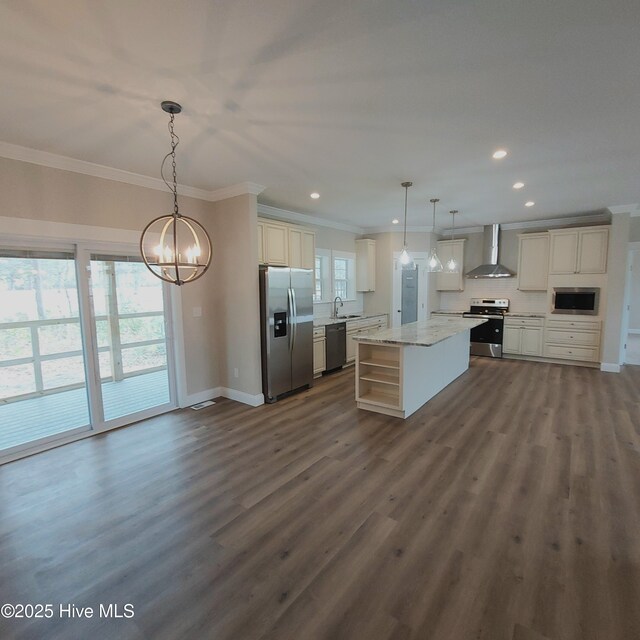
<box><xmin>313</xmin><ymin>312</ymin><xmax>387</xmax><ymax>328</ymax></box>
<box><xmin>504</xmin><ymin>312</ymin><xmax>547</xmax><ymax>318</ymax></box>
<box><xmin>352</xmin><ymin>317</ymin><xmax>487</xmax><ymax>347</ymax></box>
<box><xmin>431</xmin><ymin>310</ymin><xmax>466</xmax><ymax>315</ymax></box>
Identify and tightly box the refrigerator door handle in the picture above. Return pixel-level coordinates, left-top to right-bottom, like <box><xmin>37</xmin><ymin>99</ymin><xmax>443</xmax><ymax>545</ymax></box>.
<box><xmin>290</xmin><ymin>286</ymin><xmax>297</xmax><ymax>353</ymax></box>
<box><xmin>287</xmin><ymin>287</ymin><xmax>294</xmax><ymax>352</ymax></box>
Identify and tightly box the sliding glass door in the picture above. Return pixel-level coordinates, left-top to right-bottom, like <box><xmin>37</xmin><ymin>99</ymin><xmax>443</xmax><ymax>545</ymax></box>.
<box><xmin>0</xmin><ymin>245</ymin><xmax>177</xmax><ymax>459</ymax></box>
<box><xmin>0</xmin><ymin>250</ymin><xmax>91</xmax><ymax>451</ymax></box>
<box><xmin>88</xmin><ymin>254</ymin><xmax>173</xmax><ymax>422</ymax></box>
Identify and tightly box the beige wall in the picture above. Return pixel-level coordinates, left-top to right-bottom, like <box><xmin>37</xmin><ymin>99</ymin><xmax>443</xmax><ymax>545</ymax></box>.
<box><xmin>0</xmin><ymin>156</ymin><xmax>221</xmax><ymax>399</ymax></box>
<box><xmin>630</xmin><ymin>217</ymin><xmax>640</xmax><ymax>242</ymax></box>
<box><xmin>602</xmin><ymin>213</ymin><xmax>631</xmax><ymax>366</ymax></box>
<box><xmin>212</xmin><ymin>194</ymin><xmax>262</xmax><ymax>397</ymax></box>
<box><xmin>314</xmin><ymin>226</ymin><xmax>360</xmax><ymax>253</ymax></box>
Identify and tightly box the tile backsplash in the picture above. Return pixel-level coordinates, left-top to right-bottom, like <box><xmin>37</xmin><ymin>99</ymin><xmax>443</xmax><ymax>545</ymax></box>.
<box><xmin>440</xmin><ymin>279</ymin><xmax>548</xmax><ymax>313</ymax></box>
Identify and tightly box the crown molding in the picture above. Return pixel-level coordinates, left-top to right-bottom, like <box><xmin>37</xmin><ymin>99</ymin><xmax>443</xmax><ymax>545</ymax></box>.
<box><xmin>0</xmin><ymin>141</ymin><xmax>264</xmax><ymax>203</ymax></box>
<box><xmin>440</xmin><ymin>213</ymin><xmax>611</xmax><ymax>234</ymax></box>
<box><xmin>257</xmin><ymin>203</ymin><xmax>364</xmax><ymax>234</ymax></box>
<box><xmin>608</xmin><ymin>203</ymin><xmax>640</xmax><ymax>217</ymax></box>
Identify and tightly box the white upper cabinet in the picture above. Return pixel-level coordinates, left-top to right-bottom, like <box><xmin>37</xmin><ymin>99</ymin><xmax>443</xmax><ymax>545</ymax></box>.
<box><xmin>262</xmin><ymin>221</ymin><xmax>289</xmax><ymax>266</ymax></box>
<box><xmin>577</xmin><ymin>228</ymin><xmax>608</xmax><ymax>274</ymax></box>
<box><xmin>356</xmin><ymin>239</ymin><xmax>376</xmax><ymax>292</ymax></box>
<box><xmin>436</xmin><ymin>239</ymin><xmax>465</xmax><ymax>291</ymax></box>
<box><xmin>258</xmin><ymin>218</ymin><xmax>315</xmax><ymax>268</ymax></box>
<box><xmin>549</xmin><ymin>226</ymin><xmax>608</xmax><ymax>275</ymax></box>
<box><xmin>517</xmin><ymin>232</ymin><xmax>549</xmax><ymax>290</ymax></box>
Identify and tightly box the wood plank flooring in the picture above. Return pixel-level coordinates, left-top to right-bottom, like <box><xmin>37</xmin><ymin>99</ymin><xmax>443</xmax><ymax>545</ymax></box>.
<box><xmin>1</xmin><ymin>357</ymin><xmax>639</xmax><ymax>640</ymax></box>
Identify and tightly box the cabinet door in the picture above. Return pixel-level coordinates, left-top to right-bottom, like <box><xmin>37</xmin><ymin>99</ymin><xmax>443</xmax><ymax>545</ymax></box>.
<box><xmin>288</xmin><ymin>228</ymin><xmax>303</xmax><ymax>268</ymax></box>
<box><xmin>301</xmin><ymin>232</ymin><xmax>315</xmax><ymax>270</ymax></box>
<box><xmin>313</xmin><ymin>338</ymin><xmax>326</xmax><ymax>374</ymax></box>
<box><xmin>518</xmin><ymin>234</ymin><xmax>549</xmax><ymax>290</ymax></box>
<box><xmin>503</xmin><ymin>326</ymin><xmax>522</xmax><ymax>354</ymax></box>
<box><xmin>257</xmin><ymin>223</ymin><xmax>264</xmax><ymax>264</ymax></box>
<box><xmin>346</xmin><ymin>331</ymin><xmax>358</xmax><ymax>363</ymax></box>
<box><xmin>436</xmin><ymin>241</ymin><xmax>464</xmax><ymax>291</ymax></box>
<box><xmin>521</xmin><ymin>327</ymin><xmax>543</xmax><ymax>356</ymax></box>
<box><xmin>549</xmin><ymin>232</ymin><xmax>578</xmax><ymax>274</ymax></box>
<box><xmin>264</xmin><ymin>224</ymin><xmax>289</xmax><ymax>266</ymax></box>
<box><xmin>578</xmin><ymin>228</ymin><xmax>608</xmax><ymax>274</ymax></box>
<box><xmin>356</xmin><ymin>239</ymin><xmax>376</xmax><ymax>292</ymax></box>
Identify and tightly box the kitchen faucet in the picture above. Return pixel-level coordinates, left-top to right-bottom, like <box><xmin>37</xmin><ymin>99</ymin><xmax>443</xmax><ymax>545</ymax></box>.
<box><xmin>332</xmin><ymin>296</ymin><xmax>344</xmax><ymax>318</ymax></box>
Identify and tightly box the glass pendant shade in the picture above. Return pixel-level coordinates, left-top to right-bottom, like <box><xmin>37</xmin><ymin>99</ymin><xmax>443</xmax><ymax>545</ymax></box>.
<box><xmin>426</xmin><ymin>197</ymin><xmax>443</xmax><ymax>272</ymax></box>
<box><xmin>445</xmin><ymin>256</ymin><xmax>459</xmax><ymax>272</ymax></box>
<box><xmin>444</xmin><ymin>209</ymin><xmax>460</xmax><ymax>273</ymax></box>
<box><xmin>140</xmin><ymin>214</ymin><xmax>212</xmax><ymax>284</ymax></box>
<box><xmin>140</xmin><ymin>100</ymin><xmax>212</xmax><ymax>286</ymax></box>
<box><xmin>427</xmin><ymin>249</ymin><xmax>443</xmax><ymax>272</ymax></box>
<box><xmin>399</xmin><ymin>181</ymin><xmax>413</xmax><ymax>267</ymax></box>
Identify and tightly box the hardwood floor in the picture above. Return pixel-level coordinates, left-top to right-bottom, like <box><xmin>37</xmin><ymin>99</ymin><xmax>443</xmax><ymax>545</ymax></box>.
<box><xmin>1</xmin><ymin>358</ymin><xmax>639</xmax><ymax>640</ymax></box>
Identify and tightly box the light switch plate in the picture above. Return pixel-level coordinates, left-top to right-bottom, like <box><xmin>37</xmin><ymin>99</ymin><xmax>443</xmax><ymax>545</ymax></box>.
<box><xmin>193</xmin><ymin>307</ymin><xmax>202</xmax><ymax>317</ymax></box>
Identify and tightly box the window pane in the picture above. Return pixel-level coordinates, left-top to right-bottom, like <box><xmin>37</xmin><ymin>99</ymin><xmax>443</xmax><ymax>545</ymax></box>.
<box><xmin>0</xmin><ymin>327</ymin><xmax>32</xmax><ymax>361</ymax></box>
<box><xmin>0</xmin><ymin>257</ymin><xmax>79</xmax><ymax>321</ymax></box>
<box><xmin>38</xmin><ymin>322</ymin><xmax>82</xmax><ymax>355</ymax></box>
<box><xmin>0</xmin><ymin>364</ymin><xmax>35</xmax><ymax>398</ymax></box>
<box><xmin>41</xmin><ymin>355</ymin><xmax>86</xmax><ymax>390</ymax></box>
<box><xmin>95</xmin><ymin>319</ymin><xmax>111</xmax><ymax>349</ymax></box>
<box><xmin>119</xmin><ymin>316</ymin><xmax>165</xmax><ymax>345</ymax></box>
<box><xmin>98</xmin><ymin>351</ymin><xmax>112</xmax><ymax>380</ymax></box>
<box><xmin>121</xmin><ymin>343</ymin><xmax>167</xmax><ymax>374</ymax></box>
<box><xmin>334</xmin><ymin>281</ymin><xmax>347</xmax><ymax>299</ymax></box>
<box><xmin>115</xmin><ymin>262</ymin><xmax>163</xmax><ymax>314</ymax></box>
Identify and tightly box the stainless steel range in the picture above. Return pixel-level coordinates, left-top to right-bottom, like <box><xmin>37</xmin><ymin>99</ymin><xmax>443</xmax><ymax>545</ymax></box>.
<box><xmin>463</xmin><ymin>298</ymin><xmax>509</xmax><ymax>358</ymax></box>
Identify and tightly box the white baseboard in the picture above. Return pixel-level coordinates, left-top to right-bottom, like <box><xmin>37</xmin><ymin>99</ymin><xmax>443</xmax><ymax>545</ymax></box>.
<box><xmin>181</xmin><ymin>387</ymin><xmax>222</xmax><ymax>408</ymax></box>
<box><xmin>219</xmin><ymin>387</ymin><xmax>264</xmax><ymax>407</ymax></box>
<box><xmin>182</xmin><ymin>386</ymin><xmax>264</xmax><ymax>408</ymax></box>
<box><xmin>600</xmin><ymin>363</ymin><xmax>621</xmax><ymax>373</ymax></box>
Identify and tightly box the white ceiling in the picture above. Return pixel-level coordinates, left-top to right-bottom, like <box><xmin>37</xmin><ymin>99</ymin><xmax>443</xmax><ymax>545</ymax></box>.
<box><xmin>0</xmin><ymin>0</ymin><xmax>639</xmax><ymax>229</ymax></box>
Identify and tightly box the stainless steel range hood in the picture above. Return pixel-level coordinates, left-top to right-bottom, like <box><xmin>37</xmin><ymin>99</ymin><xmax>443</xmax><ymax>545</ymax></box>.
<box><xmin>465</xmin><ymin>224</ymin><xmax>515</xmax><ymax>279</ymax></box>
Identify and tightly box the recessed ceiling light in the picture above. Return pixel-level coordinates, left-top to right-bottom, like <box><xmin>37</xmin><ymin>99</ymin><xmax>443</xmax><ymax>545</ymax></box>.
<box><xmin>513</xmin><ymin>182</ymin><xmax>525</xmax><ymax>189</ymax></box>
<box><xmin>492</xmin><ymin>149</ymin><xmax>508</xmax><ymax>159</ymax></box>
<box><xmin>310</xmin><ymin>192</ymin><xmax>320</xmax><ymax>199</ymax></box>
<box><xmin>525</xmin><ymin>201</ymin><xmax>535</xmax><ymax>207</ymax></box>
<box><xmin>392</xmin><ymin>218</ymin><xmax>399</xmax><ymax>224</ymax></box>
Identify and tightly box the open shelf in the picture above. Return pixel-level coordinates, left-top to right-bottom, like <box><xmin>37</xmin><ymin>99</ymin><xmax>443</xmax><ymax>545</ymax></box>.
<box><xmin>358</xmin><ymin>388</ymin><xmax>400</xmax><ymax>409</ymax></box>
<box><xmin>359</xmin><ymin>371</ymin><xmax>400</xmax><ymax>386</ymax></box>
<box><xmin>359</xmin><ymin>358</ymin><xmax>400</xmax><ymax>370</ymax></box>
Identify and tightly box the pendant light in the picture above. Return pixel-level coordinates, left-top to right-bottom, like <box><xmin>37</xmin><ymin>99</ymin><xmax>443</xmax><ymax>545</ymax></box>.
<box><xmin>140</xmin><ymin>101</ymin><xmax>212</xmax><ymax>285</ymax></box>
<box><xmin>427</xmin><ymin>198</ymin><xmax>443</xmax><ymax>272</ymax></box>
<box><xmin>399</xmin><ymin>181</ymin><xmax>413</xmax><ymax>266</ymax></box>
<box><xmin>445</xmin><ymin>210</ymin><xmax>460</xmax><ymax>273</ymax></box>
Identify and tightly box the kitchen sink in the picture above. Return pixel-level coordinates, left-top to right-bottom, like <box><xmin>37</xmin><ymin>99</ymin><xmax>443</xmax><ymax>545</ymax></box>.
<box><xmin>335</xmin><ymin>314</ymin><xmax>362</xmax><ymax>319</ymax></box>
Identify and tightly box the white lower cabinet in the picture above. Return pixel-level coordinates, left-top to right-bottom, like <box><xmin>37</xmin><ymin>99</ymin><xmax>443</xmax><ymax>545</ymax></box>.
<box><xmin>346</xmin><ymin>315</ymin><xmax>388</xmax><ymax>364</ymax></box>
<box><xmin>313</xmin><ymin>326</ymin><xmax>326</xmax><ymax>376</ymax></box>
<box><xmin>543</xmin><ymin>318</ymin><xmax>601</xmax><ymax>363</ymax></box>
<box><xmin>503</xmin><ymin>317</ymin><xmax>544</xmax><ymax>357</ymax></box>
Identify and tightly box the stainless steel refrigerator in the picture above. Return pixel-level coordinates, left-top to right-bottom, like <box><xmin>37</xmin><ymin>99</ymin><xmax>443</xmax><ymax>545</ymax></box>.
<box><xmin>259</xmin><ymin>265</ymin><xmax>314</xmax><ymax>403</ymax></box>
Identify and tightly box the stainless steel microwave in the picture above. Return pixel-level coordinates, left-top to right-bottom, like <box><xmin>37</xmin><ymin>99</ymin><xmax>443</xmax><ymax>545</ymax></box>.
<box><xmin>552</xmin><ymin>287</ymin><xmax>600</xmax><ymax>315</ymax></box>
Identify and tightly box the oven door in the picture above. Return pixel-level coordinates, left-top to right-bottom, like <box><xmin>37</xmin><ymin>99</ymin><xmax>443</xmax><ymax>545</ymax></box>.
<box><xmin>463</xmin><ymin>314</ymin><xmax>504</xmax><ymax>358</ymax></box>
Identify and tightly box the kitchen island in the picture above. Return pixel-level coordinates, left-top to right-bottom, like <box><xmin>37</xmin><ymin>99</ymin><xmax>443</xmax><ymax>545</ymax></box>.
<box><xmin>353</xmin><ymin>317</ymin><xmax>487</xmax><ymax>419</ymax></box>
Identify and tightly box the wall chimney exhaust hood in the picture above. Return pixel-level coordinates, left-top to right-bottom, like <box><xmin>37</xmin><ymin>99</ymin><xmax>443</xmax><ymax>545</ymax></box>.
<box><xmin>465</xmin><ymin>224</ymin><xmax>515</xmax><ymax>279</ymax></box>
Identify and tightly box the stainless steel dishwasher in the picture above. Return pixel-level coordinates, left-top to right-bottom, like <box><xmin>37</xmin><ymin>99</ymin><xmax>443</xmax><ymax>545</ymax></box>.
<box><xmin>325</xmin><ymin>322</ymin><xmax>346</xmax><ymax>372</ymax></box>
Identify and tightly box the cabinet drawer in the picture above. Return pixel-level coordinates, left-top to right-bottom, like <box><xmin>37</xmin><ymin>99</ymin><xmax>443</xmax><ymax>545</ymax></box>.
<box><xmin>545</xmin><ymin>329</ymin><xmax>599</xmax><ymax>346</ymax></box>
<box><xmin>546</xmin><ymin>319</ymin><xmax>600</xmax><ymax>331</ymax></box>
<box><xmin>313</xmin><ymin>327</ymin><xmax>326</xmax><ymax>339</ymax></box>
<box><xmin>544</xmin><ymin>344</ymin><xmax>599</xmax><ymax>362</ymax></box>
<box><xmin>504</xmin><ymin>317</ymin><xmax>545</xmax><ymax>328</ymax></box>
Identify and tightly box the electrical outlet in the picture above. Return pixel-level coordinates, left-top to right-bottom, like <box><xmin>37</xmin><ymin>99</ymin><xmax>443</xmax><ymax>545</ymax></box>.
<box><xmin>234</xmin><ymin>368</ymin><xmax>239</xmax><ymax>378</ymax></box>
<box><xmin>193</xmin><ymin>307</ymin><xmax>202</xmax><ymax>317</ymax></box>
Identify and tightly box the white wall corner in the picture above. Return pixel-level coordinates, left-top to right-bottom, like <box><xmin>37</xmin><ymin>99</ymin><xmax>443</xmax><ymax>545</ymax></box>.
<box><xmin>181</xmin><ymin>387</ymin><xmax>223</xmax><ymax>408</ymax></box>
<box><xmin>209</xmin><ymin>182</ymin><xmax>265</xmax><ymax>201</ymax></box>
<box><xmin>600</xmin><ymin>363</ymin><xmax>621</xmax><ymax>373</ymax></box>
<box><xmin>220</xmin><ymin>387</ymin><xmax>265</xmax><ymax>407</ymax></box>
<box><xmin>608</xmin><ymin>203</ymin><xmax>640</xmax><ymax>217</ymax></box>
